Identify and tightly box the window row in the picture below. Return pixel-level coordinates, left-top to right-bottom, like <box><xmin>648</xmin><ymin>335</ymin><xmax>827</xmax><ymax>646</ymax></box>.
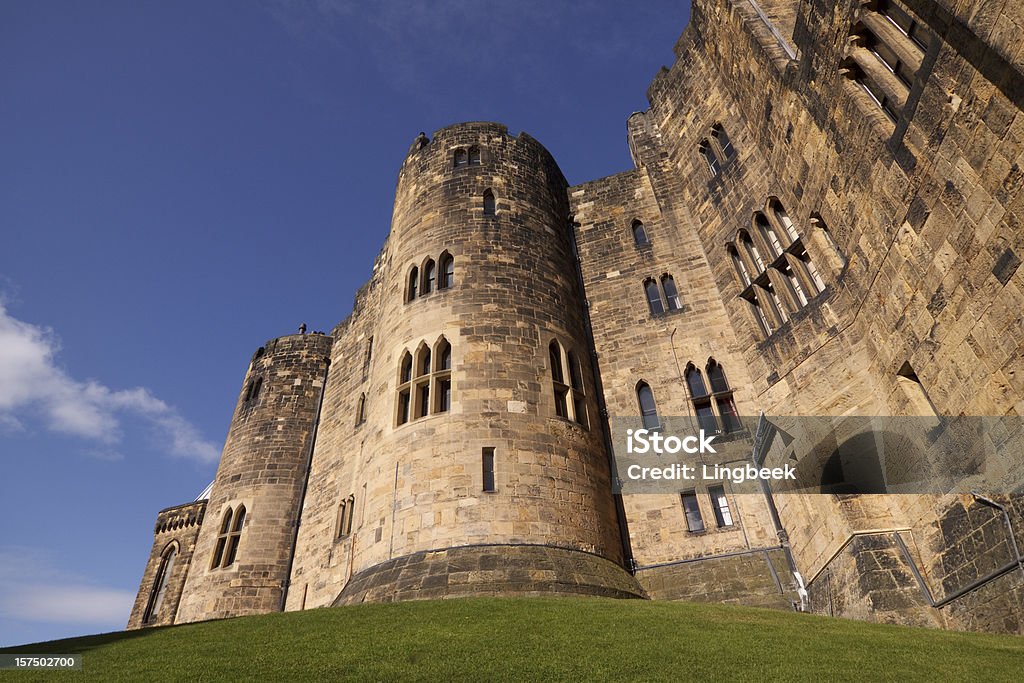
<box><xmin>549</xmin><ymin>340</ymin><xmax>587</xmax><ymax>427</ymax></box>
<box><xmin>643</xmin><ymin>274</ymin><xmax>682</xmax><ymax>315</ymax></box>
<box><xmin>406</xmin><ymin>252</ymin><xmax>455</xmax><ymax>302</ymax></box>
<box><xmin>635</xmin><ymin>358</ymin><xmax>741</xmax><ymax>436</ymax></box>
<box><xmin>727</xmin><ymin>199</ymin><xmax>834</xmax><ymax>336</ymax></box>
<box><xmin>842</xmin><ymin>0</ymin><xmax>930</xmax><ymax>123</ymax></box>
<box><xmin>453</xmin><ymin>146</ymin><xmax>482</xmax><ymax>167</ymax></box>
<box><xmin>396</xmin><ymin>337</ymin><xmax>453</xmax><ymax>425</ymax></box>
<box><xmin>681</xmin><ymin>485</ymin><xmax>734</xmax><ymax>533</ymax></box>
<box><xmin>698</xmin><ymin>123</ymin><xmax>736</xmax><ymax>178</ymax></box>
<box><xmin>211</xmin><ymin>504</ymin><xmax>246</xmax><ymax>570</ymax></box>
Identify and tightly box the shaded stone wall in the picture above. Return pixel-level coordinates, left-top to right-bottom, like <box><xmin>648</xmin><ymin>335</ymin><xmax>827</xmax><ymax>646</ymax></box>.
<box><xmin>126</xmin><ymin>501</ymin><xmax>206</xmax><ymax>629</ymax></box>
<box><xmin>174</xmin><ymin>333</ymin><xmax>333</xmax><ymax>622</ymax></box>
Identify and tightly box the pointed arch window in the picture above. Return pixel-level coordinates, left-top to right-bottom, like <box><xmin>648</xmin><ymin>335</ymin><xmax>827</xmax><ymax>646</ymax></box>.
<box><xmin>355</xmin><ymin>393</ymin><xmax>366</xmax><ymax>426</ymax></box>
<box><xmin>407</xmin><ymin>266</ymin><xmax>419</xmax><ymax>301</ymax></box>
<box><xmin>423</xmin><ymin>259</ymin><xmax>436</xmax><ymax>295</ymax></box>
<box><xmin>728</xmin><ymin>244</ymin><xmax>752</xmax><ymax>287</ymax></box>
<box><xmin>755</xmin><ymin>213</ymin><xmax>783</xmax><ymax>258</ymax></box>
<box><xmin>707</xmin><ymin>359</ymin><xmax>741</xmax><ymax>433</ymax></box>
<box><xmin>549</xmin><ymin>341</ymin><xmax>569</xmax><ymax>419</ymax></box>
<box><xmin>685</xmin><ymin>363</ymin><xmax>718</xmax><ymax>434</ymax></box>
<box><xmin>738</xmin><ymin>230</ymin><xmax>766</xmax><ymax>271</ymax></box>
<box><xmin>711</xmin><ymin>123</ymin><xmax>735</xmax><ymax>160</ymax></box>
<box><xmin>397</xmin><ymin>352</ymin><xmax>413</xmax><ymax>425</ymax></box>
<box><xmin>632</xmin><ymin>220</ymin><xmax>650</xmax><ymax>246</ymax></box>
<box><xmin>637</xmin><ymin>382</ymin><xmax>660</xmax><ymax>431</ymax></box>
<box><xmin>336</xmin><ymin>494</ymin><xmax>355</xmax><ymax>538</ymax></box>
<box><xmin>468</xmin><ymin>146</ymin><xmax>481</xmax><ymax>165</ymax></box>
<box><xmin>661</xmin><ymin>275</ymin><xmax>682</xmax><ymax>311</ymax></box>
<box><xmin>439</xmin><ymin>252</ymin><xmax>455</xmax><ymax>289</ymax></box>
<box><xmin>483</xmin><ymin>189</ymin><xmax>496</xmax><ymax>216</ymax></box>
<box><xmin>143</xmin><ymin>542</ymin><xmax>178</xmax><ymax>624</ymax></box>
<box><xmin>414</xmin><ymin>345</ymin><xmax>431</xmax><ymax>419</ymax></box>
<box><xmin>212</xmin><ymin>505</ymin><xmax>245</xmax><ymax>569</ymax></box>
<box><xmin>434</xmin><ymin>337</ymin><xmax>452</xmax><ymax>413</ymax></box>
<box><xmin>699</xmin><ymin>140</ymin><xmax>720</xmax><ymax>177</ymax></box>
<box><xmin>644</xmin><ymin>279</ymin><xmax>665</xmax><ymax>315</ymax></box>
<box><xmin>770</xmin><ymin>199</ymin><xmax>800</xmax><ymax>244</ymax></box>
<box><xmin>567</xmin><ymin>350</ymin><xmax>587</xmax><ymax>427</ymax></box>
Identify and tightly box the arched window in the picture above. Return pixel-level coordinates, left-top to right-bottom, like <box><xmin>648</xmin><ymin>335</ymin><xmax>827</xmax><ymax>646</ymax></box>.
<box><xmin>685</xmin><ymin>364</ymin><xmax>707</xmax><ymax>398</ymax></box>
<box><xmin>699</xmin><ymin>140</ymin><xmax>720</xmax><ymax>177</ymax></box>
<box><xmin>397</xmin><ymin>352</ymin><xmax>412</xmax><ymax>425</ymax></box>
<box><xmin>355</xmin><ymin>393</ymin><xmax>366</xmax><ymax>426</ymax></box>
<box><xmin>468</xmin><ymin>146</ymin><xmax>481</xmax><ymax>165</ymax></box>
<box><xmin>397</xmin><ymin>340</ymin><xmax>453</xmax><ymax>424</ymax></box>
<box><xmin>632</xmin><ymin>220</ymin><xmax>650</xmax><ymax>246</ymax></box>
<box><xmin>778</xmin><ymin>261</ymin><xmax>809</xmax><ymax>307</ymax></box>
<box><xmin>407</xmin><ymin>266</ymin><xmax>419</xmax><ymax>301</ymax></box>
<box><xmin>661</xmin><ymin>275</ymin><xmax>682</xmax><ymax>311</ymax></box>
<box><xmin>434</xmin><ymin>337</ymin><xmax>452</xmax><ymax>413</ymax></box>
<box><xmin>755</xmin><ymin>213</ymin><xmax>783</xmax><ymax>259</ymax></box>
<box><xmin>567</xmin><ymin>350</ymin><xmax>587</xmax><ymax>427</ymax></box>
<box><xmin>483</xmin><ymin>189</ymin><xmax>496</xmax><ymax>216</ymax></box>
<box><xmin>143</xmin><ymin>542</ymin><xmax>178</xmax><ymax>624</ymax></box>
<box><xmin>549</xmin><ymin>341</ymin><xmax>568</xmax><ymax>418</ymax></box>
<box><xmin>738</xmin><ymin>230</ymin><xmax>766</xmax><ymax>272</ymax></box>
<box><xmin>794</xmin><ymin>246</ymin><xmax>826</xmax><ymax>294</ymax></box>
<box><xmin>707</xmin><ymin>358</ymin><xmax>740</xmax><ymax>432</ymax></box>
<box><xmin>224</xmin><ymin>505</ymin><xmax>245</xmax><ymax>567</ymax></box>
<box><xmin>212</xmin><ymin>505</ymin><xmax>245</xmax><ymax>569</ymax></box>
<box><xmin>770</xmin><ymin>199</ymin><xmax>800</xmax><ymax>243</ymax></box>
<box><xmin>439</xmin><ymin>252</ymin><xmax>455</xmax><ymax>289</ymax></box>
<box><xmin>423</xmin><ymin>259</ymin><xmax>436</xmax><ymax>295</ymax></box>
<box><xmin>742</xmin><ymin>290</ymin><xmax>773</xmax><ymax>336</ymax></box>
<box><xmin>711</xmin><ymin>124</ymin><xmax>735</xmax><ymax>160</ymax></box>
<box><xmin>636</xmin><ymin>381</ymin><xmax>660</xmax><ymax>431</ymax></box>
<box><xmin>644</xmin><ymin>279</ymin><xmax>665</xmax><ymax>315</ymax></box>
<box><xmin>454</xmin><ymin>148</ymin><xmax>468</xmax><ymax>167</ymax></box>
<box><xmin>211</xmin><ymin>508</ymin><xmax>232</xmax><ymax>569</ymax></box>
<box><xmin>728</xmin><ymin>244</ymin><xmax>752</xmax><ymax>287</ymax></box>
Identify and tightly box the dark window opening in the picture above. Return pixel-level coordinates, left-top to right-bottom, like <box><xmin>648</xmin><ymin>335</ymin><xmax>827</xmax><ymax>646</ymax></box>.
<box><xmin>681</xmin><ymin>491</ymin><xmax>705</xmax><ymax>532</ymax></box>
<box><xmin>482</xmin><ymin>448</ymin><xmax>496</xmax><ymax>492</ymax></box>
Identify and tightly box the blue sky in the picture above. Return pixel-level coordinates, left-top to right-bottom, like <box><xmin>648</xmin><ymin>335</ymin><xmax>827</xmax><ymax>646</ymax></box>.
<box><xmin>0</xmin><ymin>0</ymin><xmax>691</xmax><ymax>646</ymax></box>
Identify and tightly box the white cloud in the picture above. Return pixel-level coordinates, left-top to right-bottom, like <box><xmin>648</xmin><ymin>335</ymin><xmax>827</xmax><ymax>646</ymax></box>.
<box><xmin>0</xmin><ymin>301</ymin><xmax>220</xmax><ymax>463</ymax></box>
<box><xmin>0</xmin><ymin>548</ymin><xmax>134</xmax><ymax>627</ymax></box>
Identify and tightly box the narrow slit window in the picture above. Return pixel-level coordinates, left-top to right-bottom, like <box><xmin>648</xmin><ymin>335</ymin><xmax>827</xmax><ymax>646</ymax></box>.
<box><xmin>482</xmin><ymin>448</ymin><xmax>496</xmax><ymax>492</ymax></box>
<box><xmin>423</xmin><ymin>259</ymin><xmax>436</xmax><ymax>294</ymax></box>
<box><xmin>483</xmin><ymin>190</ymin><xmax>496</xmax><ymax>216</ymax></box>
<box><xmin>407</xmin><ymin>266</ymin><xmax>419</xmax><ymax>301</ymax></box>
<box><xmin>550</xmin><ymin>341</ymin><xmax>569</xmax><ymax>419</ymax></box>
<box><xmin>223</xmin><ymin>505</ymin><xmax>245</xmax><ymax>568</ymax></box>
<box><xmin>211</xmin><ymin>508</ymin><xmax>232</xmax><ymax>569</ymax></box>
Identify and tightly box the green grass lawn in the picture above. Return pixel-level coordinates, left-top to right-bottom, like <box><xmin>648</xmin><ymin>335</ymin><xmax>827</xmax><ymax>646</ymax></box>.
<box><xmin>2</xmin><ymin>597</ymin><xmax>1022</xmax><ymax>681</ymax></box>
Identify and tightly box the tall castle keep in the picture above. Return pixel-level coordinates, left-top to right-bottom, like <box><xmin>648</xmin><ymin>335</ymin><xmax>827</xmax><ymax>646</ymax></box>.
<box><xmin>129</xmin><ymin>0</ymin><xmax>1024</xmax><ymax>634</ymax></box>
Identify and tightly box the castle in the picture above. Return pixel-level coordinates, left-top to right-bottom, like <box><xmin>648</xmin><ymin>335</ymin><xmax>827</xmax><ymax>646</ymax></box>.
<box><xmin>128</xmin><ymin>0</ymin><xmax>1024</xmax><ymax>634</ymax></box>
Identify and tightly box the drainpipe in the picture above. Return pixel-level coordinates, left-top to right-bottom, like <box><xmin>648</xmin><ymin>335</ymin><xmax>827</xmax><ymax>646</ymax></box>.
<box><xmin>279</xmin><ymin>355</ymin><xmax>332</xmax><ymax>612</ymax></box>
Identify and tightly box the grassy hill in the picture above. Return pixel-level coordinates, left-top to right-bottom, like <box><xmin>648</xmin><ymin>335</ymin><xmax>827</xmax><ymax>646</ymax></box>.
<box><xmin>2</xmin><ymin>597</ymin><xmax>1022</xmax><ymax>681</ymax></box>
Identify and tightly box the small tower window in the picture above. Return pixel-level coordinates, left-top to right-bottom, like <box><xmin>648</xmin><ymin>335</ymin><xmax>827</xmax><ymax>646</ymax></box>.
<box><xmin>567</xmin><ymin>350</ymin><xmax>587</xmax><ymax>428</ymax></box>
<box><xmin>636</xmin><ymin>381</ymin><xmax>660</xmax><ymax>431</ymax></box>
<box><xmin>483</xmin><ymin>189</ymin><xmax>496</xmax><ymax>216</ymax></box>
<box><xmin>407</xmin><ymin>266</ymin><xmax>419</xmax><ymax>301</ymax></box>
<box><xmin>482</xmin><ymin>447</ymin><xmax>496</xmax><ymax>492</ymax></box>
<box><xmin>468</xmin><ymin>146</ymin><xmax>481</xmax><ymax>165</ymax></box>
<box><xmin>423</xmin><ymin>259</ymin><xmax>436</xmax><ymax>295</ymax></box>
<box><xmin>355</xmin><ymin>393</ymin><xmax>366</xmax><ymax>426</ymax></box>
<box><xmin>435</xmin><ymin>338</ymin><xmax>452</xmax><ymax>413</ymax></box>
<box><xmin>454</xmin><ymin>148</ymin><xmax>468</xmax><ymax>167</ymax></box>
<box><xmin>439</xmin><ymin>252</ymin><xmax>455</xmax><ymax>289</ymax></box>
<box><xmin>632</xmin><ymin>220</ymin><xmax>650</xmax><ymax>246</ymax></box>
<box><xmin>224</xmin><ymin>505</ymin><xmax>245</xmax><ymax>567</ymax></box>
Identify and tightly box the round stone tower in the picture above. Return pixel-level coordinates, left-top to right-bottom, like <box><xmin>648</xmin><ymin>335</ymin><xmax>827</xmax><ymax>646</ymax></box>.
<box><xmin>288</xmin><ymin>122</ymin><xmax>642</xmax><ymax>607</ymax></box>
<box><xmin>175</xmin><ymin>332</ymin><xmax>333</xmax><ymax>622</ymax></box>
